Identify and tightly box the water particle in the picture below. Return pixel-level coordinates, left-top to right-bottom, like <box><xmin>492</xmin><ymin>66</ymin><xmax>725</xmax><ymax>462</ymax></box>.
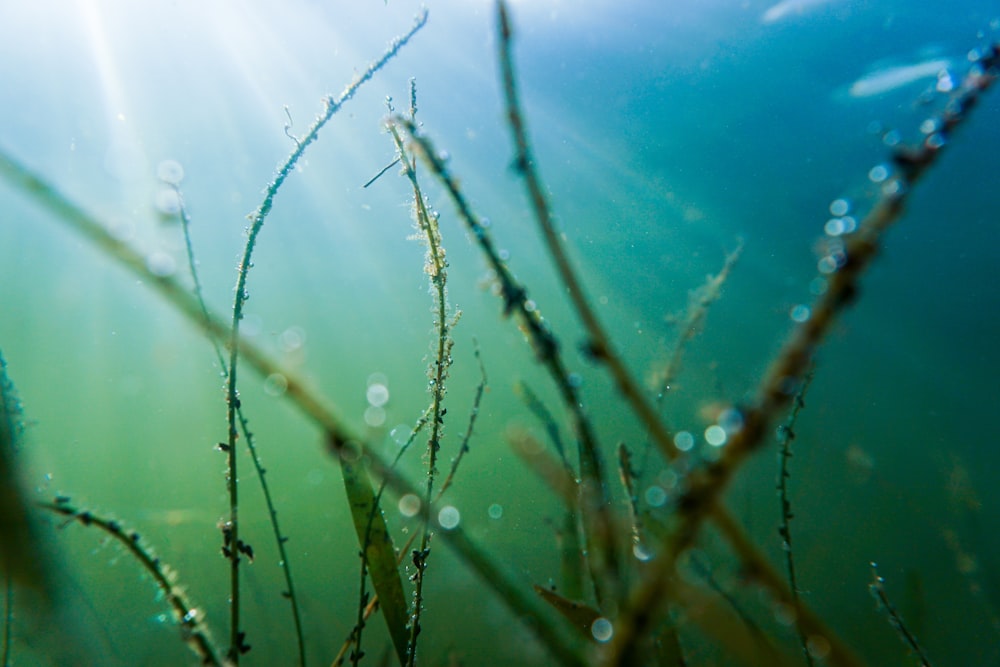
<box><xmin>438</xmin><ymin>505</ymin><xmax>460</xmax><ymax>530</ymax></box>
<box><xmin>920</xmin><ymin>118</ymin><xmax>941</xmax><ymax>135</ymax></box>
<box><xmin>882</xmin><ymin>179</ymin><xmax>906</xmax><ymax>197</ymax></box>
<box><xmin>153</xmin><ymin>188</ymin><xmax>181</xmax><ymax>216</ymax></box>
<box><xmin>817</xmin><ymin>255</ymin><xmax>840</xmax><ymax>274</ymax></box>
<box><xmin>279</xmin><ymin>326</ymin><xmax>306</xmax><ymax>352</ymax></box>
<box><xmin>936</xmin><ymin>70</ymin><xmax>957</xmax><ymax>93</ymax></box>
<box><xmin>926</xmin><ymin>132</ymin><xmax>947</xmax><ymax>149</ymax></box>
<box><xmin>790</xmin><ymin>304</ymin><xmax>811</xmax><ymax>322</ymax></box>
<box><xmin>156</xmin><ymin>159</ymin><xmax>185</xmax><ymax>185</ymax></box>
<box><xmin>718</xmin><ymin>408</ymin><xmax>744</xmax><ymax>435</ymax></box>
<box><xmin>806</xmin><ymin>635</ymin><xmax>832</xmax><ymax>659</ymax></box>
<box><xmin>591</xmin><ymin>617</ymin><xmax>614</xmax><ymax>643</ymax></box>
<box><xmin>391</xmin><ymin>424</ymin><xmax>411</xmax><ymax>447</ymax></box>
<box><xmin>881</xmin><ymin>130</ymin><xmax>901</xmax><ymax>147</ymax></box>
<box><xmin>263</xmin><ymin>373</ymin><xmax>288</xmax><ymax>397</ymax></box>
<box><xmin>868</xmin><ymin>164</ymin><xmax>889</xmax><ymax>183</ymax></box>
<box><xmin>705</xmin><ymin>424</ymin><xmax>727</xmax><ymax>447</ymax></box>
<box><xmin>809</xmin><ymin>277</ymin><xmax>828</xmax><ymax>295</ymax></box>
<box><xmin>146</xmin><ymin>252</ymin><xmax>176</xmax><ymax>278</ymax></box>
<box><xmin>366</xmin><ymin>382</ymin><xmax>390</xmax><ymax>408</ymax></box>
<box><xmin>398</xmin><ymin>494</ymin><xmax>421</xmax><ymax>517</ymax></box>
<box><xmin>773</xmin><ymin>602</ymin><xmax>796</xmax><ymax>626</ymax></box>
<box><xmin>828</xmin><ymin>198</ymin><xmax>850</xmax><ymax>216</ymax></box>
<box><xmin>645</xmin><ymin>485</ymin><xmax>667</xmax><ymax>508</ymax></box>
<box><xmin>364</xmin><ymin>405</ymin><xmax>386</xmax><ymax>428</ymax></box>
<box><xmin>487</xmin><ymin>503</ymin><xmax>503</xmax><ymax>519</ymax></box>
<box><xmin>673</xmin><ymin>430</ymin><xmax>695</xmax><ymax>452</ymax></box>
<box><xmin>633</xmin><ymin>542</ymin><xmax>653</xmax><ymax>561</ymax></box>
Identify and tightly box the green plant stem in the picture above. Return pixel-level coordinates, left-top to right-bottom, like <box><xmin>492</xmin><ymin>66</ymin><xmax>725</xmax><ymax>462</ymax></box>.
<box><xmin>172</xmin><ymin>183</ymin><xmax>307</xmax><ymax>666</ymax></box>
<box><xmin>388</xmin><ymin>119</ymin><xmax>454</xmax><ymax>665</ymax></box>
<box><xmin>777</xmin><ymin>366</ymin><xmax>815</xmax><ymax>667</ymax></box>
<box><xmin>2</xmin><ymin>570</ymin><xmax>10</xmax><ymax>667</ymax></box>
<box><xmin>0</xmin><ymin>95</ymin><xmax>586</xmax><ymax>667</ymax></box>
<box><xmin>606</xmin><ymin>42</ymin><xmax>999</xmax><ymax>667</ymax></box>
<box><xmin>869</xmin><ymin>563</ymin><xmax>933</xmax><ymax>667</ymax></box>
<box><xmin>38</xmin><ymin>500</ymin><xmax>226</xmax><ymax>666</ymax></box>
<box><xmin>496</xmin><ymin>0</ymin><xmax>675</xmax><ymax>486</ymax></box>
<box><xmin>222</xmin><ymin>12</ymin><xmax>427</xmax><ymax>660</ymax></box>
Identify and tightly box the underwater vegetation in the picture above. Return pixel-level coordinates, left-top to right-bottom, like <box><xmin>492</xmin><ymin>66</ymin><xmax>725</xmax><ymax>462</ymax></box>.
<box><xmin>1</xmin><ymin>1</ymin><xmax>999</xmax><ymax>665</ymax></box>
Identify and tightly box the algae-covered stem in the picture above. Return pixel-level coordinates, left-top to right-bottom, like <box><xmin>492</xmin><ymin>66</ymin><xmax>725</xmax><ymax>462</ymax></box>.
<box><xmin>38</xmin><ymin>500</ymin><xmax>227</xmax><ymax>666</ymax></box>
<box><xmin>385</xmin><ymin>83</ymin><xmax>457</xmax><ymax>662</ymax></box>
<box><xmin>222</xmin><ymin>11</ymin><xmax>428</xmax><ymax>662</ymax></box>
<box><xmin>170</xmin><ymin>184</ymin><xmax>308</xmax><ymax>666</ymax></box>
<box><xmin>605</xmin><ymin>40</ymin><xmax>999</xmax><ymax>667</ymax></box>
<box><xmin>496</xmin><ymin>0</ymin><xmax>792</xmax><ymax>628</ymax></box>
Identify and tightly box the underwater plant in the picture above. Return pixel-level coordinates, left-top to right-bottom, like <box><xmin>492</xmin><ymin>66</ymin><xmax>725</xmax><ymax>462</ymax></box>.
<box><xmin>1</xmin><ymin>1</ymin><xmax>999</xmax><ymax>665</ymax></box>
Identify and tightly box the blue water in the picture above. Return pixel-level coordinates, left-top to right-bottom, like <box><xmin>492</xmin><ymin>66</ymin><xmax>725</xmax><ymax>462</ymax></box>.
<box><xmin>1</xmin><ymin>1</ymin><xmax>998</xmax><ymax>664</ymax></box>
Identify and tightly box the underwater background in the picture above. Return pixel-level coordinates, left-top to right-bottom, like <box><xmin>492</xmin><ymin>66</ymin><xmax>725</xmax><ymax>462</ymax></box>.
<box><xmin>1</xmin><ymin>0</ymin><xmax>998</xmax><ymax>664</ymax></box>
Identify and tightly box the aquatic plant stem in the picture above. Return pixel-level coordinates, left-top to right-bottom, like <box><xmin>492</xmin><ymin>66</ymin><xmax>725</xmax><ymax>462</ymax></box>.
<box><xmin>38</xmin><ymin>500</ymin><xmax>226</xmax><ymax>666</ymax></box>
<box><xmin>171</xmin><ymin>185</ymin><xmax>307</xmax><ymax>666</ymax></box>
<box><xmin>869</xmin><ymin>563</ymin><xmax>934</xmax><ymax>667</ymax></box>
<box><xmin>777</xmin><ymin>366</ymin><xmax>815</xmax><ymax>667</ymax></box>
<box><xmin>393</xmin><ymin>116</ymin><xmax>625</xmax><ymax>609</ymax></box>
<box><xmin>222</xmin><ymin>12</ymin><xmax>427</xmax><ymax>660</ymax></box>
<box><xmin>2</xmin><ymin>571</ymin><xmax>10</xmax><ymax>667</ymax></box>
<box><xmin>1</xmin><ymin>152</ymin><xmax>574</xmax><ymax>666</ymax></box>
<box><xmin>607</xmin><ymin>41</ymin><xmax>999</xmax><ymax>667</ymax></box>
<box><xmin>1</xmin><ymin>95</ymin><xmax>586</xmax><ymax>666</ymax></box>
<box><xmin>388</xmin><ymin>115</ymin><xmax>455</xmax><ymax>665</ymax></box>
<box><xmin>496</xmin><ymin>0</ymin><xmax>676</xmax><ymax>477</ymax></box>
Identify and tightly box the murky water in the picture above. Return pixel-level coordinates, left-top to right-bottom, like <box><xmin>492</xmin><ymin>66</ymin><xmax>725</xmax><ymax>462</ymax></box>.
<box><xmin>1</xmin><ymin>1</ymin><xmax>998</xmax><ymax>665</ymax></box>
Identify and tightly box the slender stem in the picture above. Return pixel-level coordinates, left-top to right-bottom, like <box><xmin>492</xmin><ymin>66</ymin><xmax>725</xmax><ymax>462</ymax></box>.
<box><xmin>222</xmin><ymin>12</ymin><xmax>428</xmax><ymax>660</ymax></box>
<box><xmin>38</xmin><ymin>500</ymin><xmax>226</xmax><ymax>666</ymax></box>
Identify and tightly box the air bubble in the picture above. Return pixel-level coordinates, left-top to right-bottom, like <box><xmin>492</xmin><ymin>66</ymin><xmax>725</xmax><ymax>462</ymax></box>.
<box><xmin>633</xmin><ymin>542</ymin><xmax>653</xmax><ymax>561</ymax></box>
<box><xmin>828</xmin><ymin>198</ymin><xmax>850</xmax><ymax>216</ymax></box>
<box><xmin>673</xmin><ymin>430</ymin><xmax>695</xmax><ymax>452</ymax></box>
<box><xmin>705</xmin><ymin>425</ymin><xmax>727</xmax><ymax>447</ymax></box>
<box><xmin>591</xmin><ymin>617</ymin><xmax>614</xmax><ymax>643</ymax></box>
<box><xmin>920</xmin><ymin>118</ymin><xmax>941</xmax><ymax>135</ymax></box>
<box><xmin>718</xmin><ymin>408</ymin><xmax>744</xmax><ymax>435</ymax></box>
<box><xmin>154</xmin><ymin>188</ymin><xmax>181</xmax><ymax>216</ymax></box>
<box><xmin>868</xmin><ymin>164</ymin><xmax>890</xmax><ymax>183</ymax></box>
<box><xmin>790</xmin><ymin>304</ymin><xmax>811</xmax><ymax>322</ymax></box>
<box><xmin>806</xmin><ymin>635</ymin><xmax>832</xmax><ymax>659</ymax></box>
<box><xmin>146</xmin><ymin>252</ymin><xmax>176</xmax><ymax>277</ymax></box>
<box><xmin>398</xmin><ymin>494</ymin><xmax>421</xmax><ymax>517</ymax></box>
<box><xmin>364</xmin><ymin>405</ymin><xmax>386</xmax><ymax>427</ymax></box>
<box><xmin>487</xmin><ymin>503</ymin><xmax>503</xmax><ymax>519</ymax></box>
<box><xmin>438</xmin><ymin>505</ymin><xmax>460</xmax><ymax>530</ymax></box>
<box><xmin>156</xmin><ymin>159</ymin><xmax>184</xmax><ymax>185</ymax></box>
<box><xmin>936</xmin><ymin>70</ymin><xmax>957</xmax><ymax>93</ymax></box>
<box><xmin>279</xmin><ymin>326</ymin><xmax>306</xmax><ymax>352</ymax></box>
<box><xmin>366</xmin><ymin>382</ymin><xmax>390</xmax><ymax>407</ymax></box>
<box><xmin>391</xmin><ymin>424</ymin><xmax>411</xmax><ymax>447</ymax></box>
<box><xmin>926</xmin><ymin>132</ymin><xmax>946</xmax><ymax>149</ymax></box>
<box><xmin>645</xmin><ymin>485</ymin><xmax>667</xmax><ymax>507</ymax></box>
<box><xmin>824</xmin><ymin>218</ymin><xmax>846</xmax><ymax>236</ymax></box>
<box><xmin>263</xmin><ymin>373</ymin><xmax>288</xmax><ymax>397</ymax></box>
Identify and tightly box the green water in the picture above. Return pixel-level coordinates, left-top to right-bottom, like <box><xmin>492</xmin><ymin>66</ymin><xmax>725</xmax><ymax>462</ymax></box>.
<box><xmin>2</xmin><ymin>1</ymin><xmax>999</xmax><ymax>665</ymax></box>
